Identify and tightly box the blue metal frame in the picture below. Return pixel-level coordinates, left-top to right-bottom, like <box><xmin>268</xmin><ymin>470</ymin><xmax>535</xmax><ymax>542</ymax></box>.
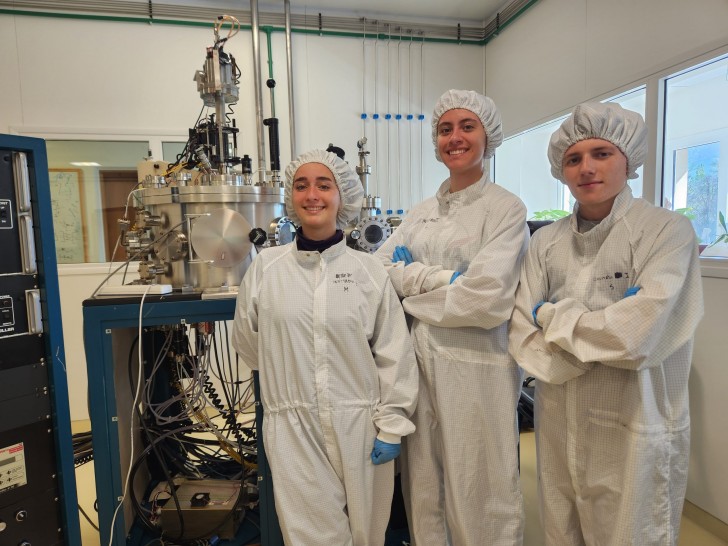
<box><xmin>0</xmin><ymin>134</ymin><xmax>81</xmax><ymax>546</ymax></box>
<box><xmin>253</xmin><ymin>371</ymin><xmax>284</xmax><ymax>545</ymax></box>
<box><xmin>83</xmin><ymin>297</ymin><xmax>282</xmax><ymax>545</ymax></box>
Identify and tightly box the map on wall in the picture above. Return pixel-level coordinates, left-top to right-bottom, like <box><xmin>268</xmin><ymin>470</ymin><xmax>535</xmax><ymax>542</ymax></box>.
<box><xmin>49</xmin><ymin>169</ymin><xmax>88</xmax><ymax>263</ymax></box>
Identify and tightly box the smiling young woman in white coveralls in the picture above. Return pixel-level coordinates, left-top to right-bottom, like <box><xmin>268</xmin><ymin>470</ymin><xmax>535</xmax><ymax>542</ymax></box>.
<box><xmin>232</xmin><ymin>149</ymin><xmax>418</xmax><ymax>546</ymax></box>
<box><xmin>376</xmin><ymin>90</ymin><xmax>528</xmax><ymax>546</ymax></box>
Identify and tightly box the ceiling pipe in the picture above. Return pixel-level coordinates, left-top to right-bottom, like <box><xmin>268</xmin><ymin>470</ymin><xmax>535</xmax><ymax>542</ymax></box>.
<box><xmin>250</xmin><ymin>0</ymin><xmax>267</xmax><ymax>185</ymax></box>
<box><xmin>284</xmin><ymin>0</ymin><xmax>296</xmax><ymax>159</ymax></box>
<box><xmin>0</xmin><ymin>4</ymin><xmax>517</xmax><ymax>44</ymax></box>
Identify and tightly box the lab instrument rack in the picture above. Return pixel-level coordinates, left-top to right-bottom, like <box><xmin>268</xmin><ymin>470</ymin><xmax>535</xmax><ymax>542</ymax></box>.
<box><xmin>82</xmin><ymin>295</ymin><xmax>283</xmax><ymax>545</ymax></box>
<box><xmin>0</xmin><ymin>134</ymin><xmax>81</xmax><ymax>545</ymax></box>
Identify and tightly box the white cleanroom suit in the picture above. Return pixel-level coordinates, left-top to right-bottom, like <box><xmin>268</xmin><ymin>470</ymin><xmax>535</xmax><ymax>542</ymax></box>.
<box><xmin>509</xmin><ymin>186</ymin><xmax>704</xmax><ymax>546</ymax></box>
<box><xmin>376</xmin><ymin>173</ymin><xmax>528</xmax><ymax>546</ymax></box>
<box><xmin>231</xmin><ymin>238</ymin><xmax>418</xmax><ymax>546</ymax></box>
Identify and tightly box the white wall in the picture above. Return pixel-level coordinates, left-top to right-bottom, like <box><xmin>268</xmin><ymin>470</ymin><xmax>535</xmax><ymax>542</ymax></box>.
<box><xmin>485</xmin><ymin>0</ymin><xmax>728</xmax><ymax>135</ymax></box>
<box><xmin>291</xmin><ymin>32</ymin><xmax>484</xmax><ymax>206</ymax></box>
<box><xmin>1</xmin><ymin>14</ymin><xmax>484</xmax><ymax>209</ymax></box>
<box><xmin>0</xmin><ymin>16</ymin><xmax>22</xmax><ymax>123</ymax></box>
<box><xmin>0</xmin><ymin>12</ymin><xmax>484</xmax><ymax>419</ymax></box>
<box><xmin>57</xmin><ymin>265</ymin><xmax>116</xmax><ymax>421</ymax></box>
<box><xmin>689</xmin><ymin>276</ymin><xmax>728</xmax><ymax>525</ymax></box>
<box><xmin>483</xmin><ymin>0</ymin><xmax>728</xmax><ymax>525</ymax></box>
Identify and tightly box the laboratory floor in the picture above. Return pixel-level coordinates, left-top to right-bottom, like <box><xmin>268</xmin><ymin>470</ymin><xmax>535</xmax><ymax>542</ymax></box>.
<box><xmin>74</xmin><ymin>423</ymin><xmax>727</xmax><ymax>546</ymax></box>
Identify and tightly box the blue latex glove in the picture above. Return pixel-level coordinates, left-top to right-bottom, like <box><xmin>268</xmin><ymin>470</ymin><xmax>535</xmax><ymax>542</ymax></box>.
<box><xmin>532</xmin><ymin>300</ymin><xmax>546</xmax><ymax>327</ymax></box>
<box><xmin>392</xmin><ymin>246</ymin><xmax>414</xmax><ymax>265</ymax></box>
<box><xmin>371</xmin><ymin>439</ymin><xmax>401</xmax><ymax>465</ymax></box>
<box><xmin>392</xmin><ymin>246</ymin><xmax>403</xmax><ymax>264</ymax></box>
<box><xmin>450</xmin><ymin>271</ymin><xmax>462</xmax><ymax>284</ymax></box>
<box><xmin>623</xmin><ymin>286</ymin><xmax>641</xmax><ymax>298</ymax></box>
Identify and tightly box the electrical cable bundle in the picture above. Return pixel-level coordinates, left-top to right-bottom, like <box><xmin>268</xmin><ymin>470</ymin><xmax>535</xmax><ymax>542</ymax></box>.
<box><xmin>73</xmin><ymin>430</ymin><xmax>94</xmax><ymax>467</ymax></box>
<box><xmin>117</xmin><ymin>322</ymin><xmax>259</xmax><ymax>544</ymax></box>
<box><xmin>165</xmin><ymin>113</ymin><xmax>214</xmax><ymax>178</ymax></box>
<box><xmin>73</xmin><ymin>429</ymin><xmax>100</xmax><ymax>531</ymax></box>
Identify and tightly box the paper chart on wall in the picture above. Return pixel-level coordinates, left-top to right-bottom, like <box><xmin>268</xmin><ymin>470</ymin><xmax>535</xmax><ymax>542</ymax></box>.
<box><xmin>48</xmin><ymin>169</ymin><xmax>89</xmax><ymax>263</ymax></box>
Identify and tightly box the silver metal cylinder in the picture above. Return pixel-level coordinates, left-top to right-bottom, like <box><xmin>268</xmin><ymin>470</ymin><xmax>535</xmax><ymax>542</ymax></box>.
<box><xmin>199</xmin><ymin>173</ymin><xmax>244</xmax><ymax>186</ymax></box>
<box><xmin>363</xmin><ymin>196</ymin><xmax>382</xmax><ymax>213</ymax></box>
<box><xmin>215</xmin><ymin>97</ymin><xmax>227</xmax><ymax>174</ymax></box>
<box><xmin>139</xmin><ymin>185</ymin><xmax>285</xmax><ymax>290</ymax></box>
<box><xmin>250</xmin><ymin>0</ymin><xmax>267</xmax><ymax>185</ymax></box>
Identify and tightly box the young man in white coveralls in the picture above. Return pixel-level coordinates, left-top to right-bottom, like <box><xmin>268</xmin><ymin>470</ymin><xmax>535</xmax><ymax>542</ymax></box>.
<box><xmin>509</xmin><ymin>102</ymin><xmax>704</xmax><ymax>546</ymax></box>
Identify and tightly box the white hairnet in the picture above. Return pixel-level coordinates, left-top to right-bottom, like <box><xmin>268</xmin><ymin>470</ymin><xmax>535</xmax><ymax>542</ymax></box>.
<box><xmin>284</xmin><ymin>149</ymin><xmax>364</xmax><ymax>229</ymax></box>
<box><xmin>431</xmin><ymin>89</ymin><xmax>503</xmax><ymax>161</ymax></box>
<box><xmin>548</xmin><ymin>102</ymin><xmax>647</xmax><ymax>181</ymax></box>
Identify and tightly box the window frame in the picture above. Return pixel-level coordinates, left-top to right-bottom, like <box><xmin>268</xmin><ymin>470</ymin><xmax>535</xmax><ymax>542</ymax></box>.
<box><xmin>652</xmin><ymin>47</ymin><xmax>728</xmax><ymax>278</ymax></box>
<box><xmin>496</xmin><ymin>45</ymin><xmax>728</xmax><ymax>279</ymax></box>
<box><xmin>9</xmin><ymin>127</ymin><xmax>187</xmax><ymax>268</ymax></box>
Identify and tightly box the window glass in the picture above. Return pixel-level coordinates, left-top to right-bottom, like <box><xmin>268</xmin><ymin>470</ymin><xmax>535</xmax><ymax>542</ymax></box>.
<box><xmin>162</xmin><ymin>141</ymin><xmax>187</xmax><ymax>163</ymax></box>
<box><xmin>495</xmin><ymin>87</ymin><xmax>646</xmax><ymax>219</ymax></box>
<box><xmin>663</xmin><ymin>55</ymin><xmax>728</xmax><ymax>250</ymax></box>
<box><xmin>46</xmin><ymin>140</ymin><xmax>150</xmax><ymax>263</ymax></box>
<box><xmin>494</xmin><ymin>116</ymin><xmax>567</xmax><ymax>219</ymax></box>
